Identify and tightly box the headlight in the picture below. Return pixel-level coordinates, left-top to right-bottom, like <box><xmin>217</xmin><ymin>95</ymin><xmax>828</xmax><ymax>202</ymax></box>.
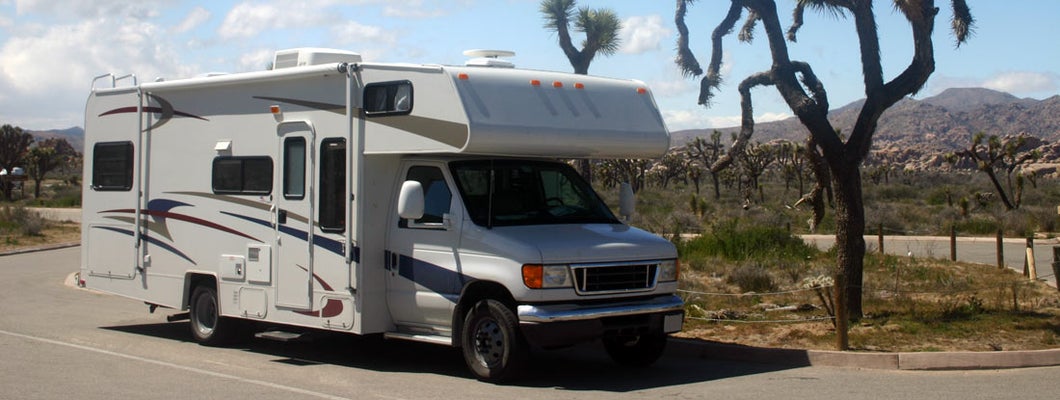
<box><xmin>658</xmin><ymin>259</ymin><xmax>679</xmax><ymax>282</ymax></box>
<box><xmin>522</xmin><ymin>264</ymin><xmax>572</xmax><ymax>289</ymax></box>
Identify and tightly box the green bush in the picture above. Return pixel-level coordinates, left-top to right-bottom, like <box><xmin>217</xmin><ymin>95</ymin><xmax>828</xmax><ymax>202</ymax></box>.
<box><xmin>678</xmin><ymin>219</ymin><xmax>819</xmax><ymax>262</ymax></box>
<box><xmin>727</xmin><ymin>262</ymin><xmax>777</xmax><ymax>293</ymax></box>
<box><xmin>0</xmin><ymin>205</ymin><xmax>47</xmax><ymax>236</ymax></box>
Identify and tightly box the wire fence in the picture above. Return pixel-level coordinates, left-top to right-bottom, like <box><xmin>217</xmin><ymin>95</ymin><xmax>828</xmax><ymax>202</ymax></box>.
<box><xmin>676</xmin><ymin>276</ymin><xmax>1052</xmax><ymax>325</ymax></box>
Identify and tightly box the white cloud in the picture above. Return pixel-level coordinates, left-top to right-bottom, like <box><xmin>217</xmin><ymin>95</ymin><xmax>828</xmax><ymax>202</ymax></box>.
<box><xmin>332</xmin><ymin>21</ymin><xmax>397</xmax><ymax>46</ymax></box>
<box><xmin>14</xmin><ymin>0</ymin><xmax>162</xmax><ymax>19</ymax></box>
<box><xmin>0</xmin><ymin>15</ymin><xmax>192</xmax><ymax>128</ymax></box>
<box><xmin>982</xmin><ymin>71</ymin><xmax>1058</xmax><ymax>96</ymax></box>
<box><xmin>662</xmin><ymin>108</ymin><xmax>791</xmax><ymax>131</ymax></box>
<box><xmin>620</xmin><ymin>15</ymin><xmax>670</xmax><ymax>54</ymax></box>
<box><xmin>757</xmin><ymin>112</ymin><xmax>791</xmax><ymax>123</ymax></box>
<box><xmin>381</xmin><ymin>0</ymin><xmax>456</xmax><ymax>19</ymax></box>
<box><xmin>218</xmin><ymin>1</ymin><xmax>332</xmax><ymax>40</ymax></box>
<box><xmin>173</xmin><ymin>6</ymin><xmax>210</xmax><ymax>34</ymax></box>
<box><xmin>238</xmin><ymin>49</ymin><xmax>276</xmax><ymax>72</ymax></box>
<box><xmin>651</xmin><ymin>78</ymin><xmax>697</xmax><ymax>98</ymax></box>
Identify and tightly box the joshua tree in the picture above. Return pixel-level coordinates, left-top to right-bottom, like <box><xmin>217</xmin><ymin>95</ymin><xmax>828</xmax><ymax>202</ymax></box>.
<box><xmin>540</xmin><ymin>0</ymin><xmax>622</xmax><ymax>182</ymax></box>
<box><xmin>540</xmin><ymin>0</ymin><xmax>622</xmax><ymax>74</ymax></box>
<box><xmin>948</xmin><ymin>132</ymin><xmax>1039</xmax><ymax>210</ymax></box>
<box><xmin>686</xmin><ymin>130</ymin><xmax>725</xmax><ymax>199</ymax></box>
<box><xmin>675</xmin><ymin>0</ymin><xmax>975</xmax><ymax>341</ymax></box>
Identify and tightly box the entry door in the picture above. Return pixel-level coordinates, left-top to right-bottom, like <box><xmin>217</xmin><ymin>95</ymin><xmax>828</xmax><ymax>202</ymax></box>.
<box><xmin>386</xmin><ymin>163</ymin><xmax>463</xmax><ymax>327</ymax></box>
<box><xmin>275</xmin><ymin>122</ymin><xmax>314</xmax><ymax>310</ymax></box>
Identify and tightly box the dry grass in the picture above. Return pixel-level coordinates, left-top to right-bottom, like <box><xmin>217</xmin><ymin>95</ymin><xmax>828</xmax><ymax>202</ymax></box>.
<box><xmin>676</xmin><ymin>253</ymin><xmax>1060</xmax><ymax>352</ymax></box>
<box><xmin>0</xmin><ymin>219</ymin><xmax>79</xmax><ymax>253</ymax></box>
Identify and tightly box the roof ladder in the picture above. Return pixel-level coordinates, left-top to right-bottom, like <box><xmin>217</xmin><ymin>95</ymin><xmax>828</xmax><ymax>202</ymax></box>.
<box><xmin>91</xmin><ymin>73</ymin><xmax>138</xmax><ymax>90</ymax></box>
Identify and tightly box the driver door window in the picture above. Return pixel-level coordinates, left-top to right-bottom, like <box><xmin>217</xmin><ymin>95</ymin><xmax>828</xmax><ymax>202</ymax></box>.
<box><xmin>401</xmin><ymin>166</ymin><xmax>451</xmax><ymax>228</ymax></box>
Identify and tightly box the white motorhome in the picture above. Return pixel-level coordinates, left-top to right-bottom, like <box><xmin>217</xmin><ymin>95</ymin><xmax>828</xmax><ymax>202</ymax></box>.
<box><xmin>81</xmin><ymin>48</ymin><xmax>682</xmax><ymax>382</ymax></box>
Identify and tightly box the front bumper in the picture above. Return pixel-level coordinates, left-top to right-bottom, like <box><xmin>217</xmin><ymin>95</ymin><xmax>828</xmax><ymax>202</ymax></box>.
<box><xmin>516</xmin><ymin>295</ymin><xmax>684</xmax><ymax>349</ymax></box>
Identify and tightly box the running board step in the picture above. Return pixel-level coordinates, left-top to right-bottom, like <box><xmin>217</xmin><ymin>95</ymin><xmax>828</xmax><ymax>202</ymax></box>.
<box><xmin>384</xmin><ymin>332</ymin><xmax>452</xmax><ymax>346</ymax></box>
<box><xmin>166</xmin><ymin>312</ymin><xmax>189</xmax><ymax>322</ymax></box>
<box><xmin>255</xmin><ymin>331</ymin><xmax>308</xmax><ymax>342</ymax></box>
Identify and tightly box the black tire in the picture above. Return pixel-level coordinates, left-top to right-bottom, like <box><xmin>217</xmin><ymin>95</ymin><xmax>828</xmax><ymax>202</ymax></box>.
<box><xmin>603</xmin><ymin>333</ymin><xmax>668</xmax><ymax>367</ymax></box>
<box><xmin>189</xmin><ymin>285</ymin><xmax>237</xmax><ymax>346</ymax></box>
<box><xmin>460</xmin><ymin>299</ymin><xmax>527</xmax><ymax>383</ymax></box>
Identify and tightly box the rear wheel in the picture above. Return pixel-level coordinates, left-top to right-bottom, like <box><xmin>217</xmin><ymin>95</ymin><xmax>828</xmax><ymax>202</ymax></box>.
<box><xmin>603</xmin><ymin>333</ymin><xmax>667</xmax><ymax>367</ymax></box>
<box><xmin>460</xmin><ymin>299</ymin><xmax>527</xmax><ymax>383</ymax></box>
<box><xmin>189</xmin><ymin>285</ymin><xmax>237</xmax><ymax>346</ymax></box>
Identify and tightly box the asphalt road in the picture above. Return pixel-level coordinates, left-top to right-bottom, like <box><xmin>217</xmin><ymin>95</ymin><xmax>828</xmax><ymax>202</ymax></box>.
<box><xmin>2</xmin><ymin>247</ymin><xmax>1060</xmax><ymax>400</ymax></box>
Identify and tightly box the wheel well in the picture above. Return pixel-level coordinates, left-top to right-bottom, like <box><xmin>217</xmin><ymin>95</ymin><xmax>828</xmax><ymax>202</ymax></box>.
<box><xmin>452</xmin><ymin>281</ymin><xmax>516</xmax><ymax>347</ymax></box>
<box><xmin>183</xmin><ymin>273</ymin><xmax>217</xmax><ymax>310</ymax></box>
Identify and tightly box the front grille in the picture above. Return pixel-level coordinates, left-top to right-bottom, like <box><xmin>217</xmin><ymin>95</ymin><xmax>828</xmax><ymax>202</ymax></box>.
<box><xmin>571</xmin><ymin>262</ymin><xmax>658</xmax><ymax>295</ymax></box>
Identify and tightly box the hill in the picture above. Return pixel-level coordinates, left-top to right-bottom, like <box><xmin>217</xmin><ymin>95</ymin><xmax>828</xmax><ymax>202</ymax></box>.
<box><xmin>672</xmin><ymin>88</ymin><xmax>1060</xmax><ymax>153</ymax></box>
<box><xmin>28</xmin><ymin>127</ymin><xmax>84</xmax><ymax>152</ymax></box>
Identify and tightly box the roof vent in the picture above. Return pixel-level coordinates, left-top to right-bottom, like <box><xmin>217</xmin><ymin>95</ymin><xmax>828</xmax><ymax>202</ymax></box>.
<box><xmin>463</xmin><ymin>49</ymin><xmax>515</xmax><ymax>68</ymax></box>
<box><xmin>273</xmin><ymin>48</ymin><xmax>362</xmax><ymax>69</ymax></box>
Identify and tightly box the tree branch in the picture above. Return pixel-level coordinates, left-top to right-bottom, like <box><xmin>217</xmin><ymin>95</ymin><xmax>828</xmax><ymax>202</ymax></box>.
<box><xmin>699</xmin><ymin>0</ymin><xmax>744</xmax><ymax>105</ymax></box>
<box><xmin>675</xmin><ymin>0</ymin><xmax>703</xmax><ymax>76</ymax></box>
<box><xmin>712</xmin><ymin>71</ymin><xmax>774</xmax><ymax>172</ymax></box>
<box><xmin>787</xmin><ymin>2</ymin><xmax>805</xmax><ymax>42</ymax></box>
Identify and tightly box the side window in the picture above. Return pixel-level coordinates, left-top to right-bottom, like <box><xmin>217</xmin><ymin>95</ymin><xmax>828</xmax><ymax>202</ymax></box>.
<box><xmin>403</xmin><ymin>166</ymin><xmax>451</xmax><ymax>227</ymax></box>
<box><xmin>212</xmin><ymin>157</ymin><xmax>272</xmax><ymax>194</ymax></box>
<box><xmin>364</xmin><ymin>81</ymin><xmax>413</xmax><ymax>116</ymax></box>
<box><xmin>283</xmin><ymin>137</ymin><xmax>306</xmax><ymax>199</ymax></box>
<box><xmin>318</xmin><ymin>138</ymin><xmax>346</xmax><ymax>233</ymax></box>
<box><xmin>91</xmin><ymin>141</ymin><xmax>134</xmax><ymax>191</ymax></box>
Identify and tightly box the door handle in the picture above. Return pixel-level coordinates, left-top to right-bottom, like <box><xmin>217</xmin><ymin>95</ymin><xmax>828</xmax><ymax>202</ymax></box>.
<box><xmin>277</xmin><ymin>209</ymin><xmax>287</xmax><ymax>224</ymax></box>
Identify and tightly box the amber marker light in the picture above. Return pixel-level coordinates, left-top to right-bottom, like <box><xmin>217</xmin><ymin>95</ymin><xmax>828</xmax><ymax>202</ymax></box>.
<box><xmin>458</xmin><ymin>73</ymin><xmax>469</xmax><ymax>80</ymax></box>
<box><xmin>530</xmin><ymin>79</ymin><xmax>542</xmax><ymax>87</ymax></box>
<box><xmin>636</xmin><ymin>87</ymin><xmax>648</xmax><ymax>94</ymax></box>
<box><xmin>522</xmin><ymin>264</ymin><xmax>543</xmax><ymax>289</ymax></box>
<box><xmin>553</xmin><ymin>81</ymin><xmax>563</xmax><ymax>88</ymax></box>
<box><xmin>270</xmin><ymin>105</ymin><xmax>281</xmax><ymax>114</ymax></box>
<box><xmin>574</xmin><ymin>82</ymin><xmax>585</xmax><ymax>89</ymax></box>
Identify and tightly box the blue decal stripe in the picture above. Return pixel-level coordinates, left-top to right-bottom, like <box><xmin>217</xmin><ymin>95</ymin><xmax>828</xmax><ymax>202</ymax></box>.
<box><xmin>396</xmin><ymin>253</ymin><xmax>466</xmax><ymax>300</ymax></box>
<box><xmin>221</xmin><ymin>211</ymin><xmax>359</xmax><ymax>262</ymax></box>
<box><xmin>94</xmin><ymin>226</ymin><xmax>197</xmax><ymax>265</ymax></box>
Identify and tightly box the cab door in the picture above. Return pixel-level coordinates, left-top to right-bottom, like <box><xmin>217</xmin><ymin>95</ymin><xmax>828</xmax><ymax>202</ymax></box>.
<box><xmin>385</xmin><ymin>163</ymin><xmax>464</xmax><ymax>328</ymax></box>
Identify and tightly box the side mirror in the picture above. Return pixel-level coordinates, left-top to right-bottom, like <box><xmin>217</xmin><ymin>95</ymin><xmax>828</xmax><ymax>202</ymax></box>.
<box><xmin>397</xmin><ymin>181</ymin><xmax>424</xmax><ymax>220</ymax></box>
<box><xmin>618</xmin><ymin>182</ymin><xmax>635</xmax><ymax>221</ymax></box>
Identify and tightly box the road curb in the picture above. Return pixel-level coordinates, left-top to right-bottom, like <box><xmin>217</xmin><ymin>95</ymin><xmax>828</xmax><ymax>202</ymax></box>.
<box><xmin>0</xmin><ymin>242</ymin><xmax>80</xmax><ymax>257</ymax></box>
<box><xmin>669</xmin><ymin>338</ymin><xmax>1060</xmax><ymax>370</ymax></box>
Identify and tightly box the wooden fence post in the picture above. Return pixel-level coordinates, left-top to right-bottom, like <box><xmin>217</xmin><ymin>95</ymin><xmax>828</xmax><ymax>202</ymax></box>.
<box><xmin>996</xmin><ymin>229</ymin><xmax>1004</xmax><ymax>270</ymax></box>
<box><xmin>1026</xmin><ymin>237</ymin><xmax>1037</xmax><ymax>280</ymax></box>
<box><xmin>1052</xmin><ymin>246</ymin><xmax>1060</xmax><ymax>292</ymax></box>
<box><xmin>950</xmin><ymin>225</ymin><xmax>957</xmax><ymax>262</ymax></box>
<box><xmin>878</xmin><ymin>223</ymin><xmax>884</xmax><ymax>255</ymax></box>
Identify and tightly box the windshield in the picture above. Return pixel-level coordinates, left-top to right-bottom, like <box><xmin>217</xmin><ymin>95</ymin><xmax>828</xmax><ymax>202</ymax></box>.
<box><xmin>450</xmin><ymin>160</ymin><xmax>620</xmax><ymax>227</ymax></box>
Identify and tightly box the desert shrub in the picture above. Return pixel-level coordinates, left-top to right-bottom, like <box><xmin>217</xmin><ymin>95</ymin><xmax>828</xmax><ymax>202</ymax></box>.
<box><xmin>0</xmin><ymin>205</ymin><xmax>47</xmax><ymax>236</ymax></box>
<box><xmin>727</xmin><ymin>262</ymin><xmax>777</xmax><ymax>293</ymax></box>
<box><xmin>954</xmin><ymin>216</ymin><xmax>1000</xmax><ymax>236</ymax></box>
<box><xmin>678</xmin><ymin>219</ymin><xmax>819</xmax><ymax>262</ymax></box>
<box><xmin>871</xmin><ymin>184</ymin><xmax>921</xmax><ymax>203</ymax></box>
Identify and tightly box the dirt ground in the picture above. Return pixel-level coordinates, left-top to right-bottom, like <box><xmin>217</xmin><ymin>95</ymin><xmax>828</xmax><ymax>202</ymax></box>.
<box><xmin>0</xmin><ymin>221</ymin><xmax>80</xmax><ymax>253</ymax></box>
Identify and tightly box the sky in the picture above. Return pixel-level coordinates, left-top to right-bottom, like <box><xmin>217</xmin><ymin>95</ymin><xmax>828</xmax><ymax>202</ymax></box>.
<box><xmin>0</xmin><ymin>0</ymin><xmax>1057</xmax><ymax>132</ymax></box>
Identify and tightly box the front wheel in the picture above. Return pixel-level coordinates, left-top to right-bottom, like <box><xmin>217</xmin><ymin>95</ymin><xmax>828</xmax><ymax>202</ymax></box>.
<box><xmin>189</xmin><ymin>285</ymin><xmax>238</xmax><ymax>346</ymax></box>
<box><xmin>460</xmin><ymin>299</ymin><xmax>527</xmax><ymax>383</ymax></box>
<box><xmin>603</xmin><ymin>333</ymin><xmax>667</xmax><ymax>367</ymax></box>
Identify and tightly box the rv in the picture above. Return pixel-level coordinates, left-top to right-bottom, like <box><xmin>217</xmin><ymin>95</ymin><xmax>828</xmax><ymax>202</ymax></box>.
<box><xmin>81</xmin><ymin>48</ymin><xmax>683</xmax><ymax>382</ymax></box>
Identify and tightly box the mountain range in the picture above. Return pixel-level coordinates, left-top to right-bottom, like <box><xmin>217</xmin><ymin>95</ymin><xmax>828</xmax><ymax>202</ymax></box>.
<box><xmin>672</xmin><ymin>87</ymin><xmax>1060</xmax><ymax>155</ymax></box>
<box><xmin>27</xmin><ymin>126</ymin><xmax>85</xmax><ymax>152</ymax></box>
